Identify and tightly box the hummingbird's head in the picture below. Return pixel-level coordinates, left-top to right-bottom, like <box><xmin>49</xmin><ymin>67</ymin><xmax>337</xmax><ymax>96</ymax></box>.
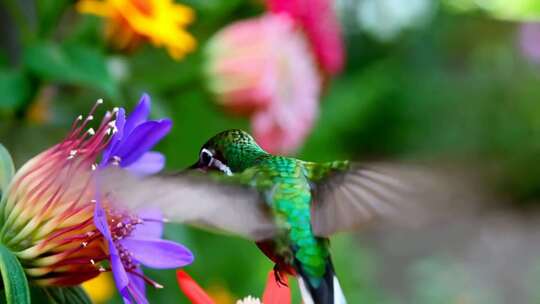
<box><xmin>189</xmin><ymin>129</ymin><xmax>268</xmax><ymax>174</ymax></box>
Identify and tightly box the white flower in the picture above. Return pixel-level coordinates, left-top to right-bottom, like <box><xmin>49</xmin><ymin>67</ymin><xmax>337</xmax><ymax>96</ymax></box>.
<box><xmin>236</xmin><ymin>295</ymin><xmax>262</xmax><ymax>304</ymax></box>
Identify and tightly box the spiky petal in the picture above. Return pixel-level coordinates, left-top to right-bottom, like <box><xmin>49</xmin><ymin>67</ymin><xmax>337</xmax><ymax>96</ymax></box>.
<box><xmin>0</xmin><ymin>102</ymin><xmax>115</xmax><ymax>285</ymax></box>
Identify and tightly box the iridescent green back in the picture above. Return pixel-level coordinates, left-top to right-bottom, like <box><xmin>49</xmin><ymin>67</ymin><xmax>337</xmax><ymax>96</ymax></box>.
<box><xmin>257</xmin><ymin>156</ymin><xmax>330</xmax><ymax>285</ymax></box>
<box><xmin>301</xmin><ymin>159</ymin><xmax>350</xmax><ymax>181</ymax></box>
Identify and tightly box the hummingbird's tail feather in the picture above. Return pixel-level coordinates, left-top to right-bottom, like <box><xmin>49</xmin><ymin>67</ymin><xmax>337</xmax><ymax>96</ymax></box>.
<box><xmin>296</xmin><ymin>258</ymin><xmax>346</xmax><ymax>304</ymax></box>
<box><xmin>297</xmin><ymin>276</ymin><xmax>315</xmax><ymax>304</ymax></box>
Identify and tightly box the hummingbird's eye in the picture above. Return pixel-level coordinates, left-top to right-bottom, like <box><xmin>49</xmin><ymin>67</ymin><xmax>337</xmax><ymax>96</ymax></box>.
<box><xmin>200</xmin><ymin>149</ymin><xmax>213</xmax><ymax>165</ymax></box>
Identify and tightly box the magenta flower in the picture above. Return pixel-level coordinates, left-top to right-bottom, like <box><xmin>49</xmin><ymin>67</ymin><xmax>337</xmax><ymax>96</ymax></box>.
<box><xmin>267</xmin><ymin>0</ymin><xmax>345</xmax><ymax>75</ymax></box>
<box><xmin>101</xmin><ymin>94</ymin><xmax>172</xmax><ymax>176</ymax></box>
<box><xmin>206</xmin><ymin>14</ymin><xmax>321</xmax><ymax>154</ymax></box>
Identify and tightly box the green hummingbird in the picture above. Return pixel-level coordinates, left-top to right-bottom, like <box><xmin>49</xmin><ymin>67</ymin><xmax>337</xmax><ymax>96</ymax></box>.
<box><xmin>103</xmin><ymin>129</ymin><xmax>426</xmax><ymax>304</ymax></box>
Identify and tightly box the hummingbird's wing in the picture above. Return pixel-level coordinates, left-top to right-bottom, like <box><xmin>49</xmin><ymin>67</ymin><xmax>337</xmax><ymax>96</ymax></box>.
<box><xmin>310</xmin><ymin>162</ymin><xmax>463</xmax><ymax>237</ymax></box>
<box><xmin>98</xmin><ymin>168</ymin><xmax>277</xmax><ymax>241</ymax></box>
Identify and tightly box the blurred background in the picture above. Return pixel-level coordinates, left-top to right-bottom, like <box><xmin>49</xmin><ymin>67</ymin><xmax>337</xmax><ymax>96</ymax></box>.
<box><xmin>2</xmin><ymin>0</ymin><xmax>540</xmax><ymax>303</ymax></box>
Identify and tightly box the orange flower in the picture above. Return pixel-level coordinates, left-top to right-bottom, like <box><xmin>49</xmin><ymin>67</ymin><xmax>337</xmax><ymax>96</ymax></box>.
<box><xmin>77</xmin><ymin>0</ymin><xmax>196</xmax><ymax>60</ymax></box>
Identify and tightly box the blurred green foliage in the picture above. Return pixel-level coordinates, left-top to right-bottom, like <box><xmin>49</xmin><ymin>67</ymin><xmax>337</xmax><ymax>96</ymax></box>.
<box><xmin>2</xmin><ymin>0</ymin><xmax>540</xmax><ymax>303</ymax></box>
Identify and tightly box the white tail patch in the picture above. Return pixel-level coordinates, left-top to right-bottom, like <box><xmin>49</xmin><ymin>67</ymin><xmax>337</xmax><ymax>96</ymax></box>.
<box><xmin>297</xmin><ymin>277</ymin><xmax>315</xmax><ymax>304</ymax></box>
<box><xmin>334</xmin><ymin>275</ymin><xmax>347</xmax><ymax>304</ymax></box>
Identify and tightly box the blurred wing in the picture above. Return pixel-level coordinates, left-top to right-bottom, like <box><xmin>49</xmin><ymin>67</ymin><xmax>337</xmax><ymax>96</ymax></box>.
<box><xmin>311</xmin><ymin>163</ymin><xmax>452</xmax><ymax>237</ymax></box>
<box><xmin>98</xmin><ymin>168</ymin><xmax>277</xmax><ymax>241</ymax></box>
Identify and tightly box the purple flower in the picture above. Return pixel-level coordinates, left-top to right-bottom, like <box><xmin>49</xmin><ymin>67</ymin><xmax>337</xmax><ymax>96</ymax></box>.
<box><xmin>101</xmin><ymin>94</ymin><xmax>172</xmax><ymax>176</ymax></box>
<box><xmin>519</xmin><ymin>23</ymin><xmax>540</xmax><ymax>64</ymax></box>
<box><xmin>94</xmin><ymin>201</ymin><xmax>193</xmax><ymax>303</ymax></box>
<box><xmin>95</xmin><ymin>94</ymin><xmax>193</xmax><ymax>303</ymax></box>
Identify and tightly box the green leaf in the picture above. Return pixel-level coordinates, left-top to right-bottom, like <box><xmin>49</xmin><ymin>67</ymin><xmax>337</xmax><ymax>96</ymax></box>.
<box><xmin>0</xmin><ymin>244</ymin><xmax>30</xmax><ymax>304</ymax></box>
<box><xmin>36</xmin><ymin>0</ymin><xmax>69</xmax><ymax>37</ymax></box>
<box><xmin>23</xmin><ymin>41</ymin><xmax>118</xmax><ymax>98</ymax></box>
<box><xmin>0</xmin><ymin>69</ymin><xmax>31</xmax><ymax>112</ymax></box>
<box><xmin>43</xmin><ymin>287</ymin><xmax>65</xmax><ymax>304</ymax></box>
<box><xmin>0</xmin><ymin>144</ymin><xmax>14</xmax><ymax>196</ymax></box>
<box><xmin>62</xmin><ymin>286</ymin><xmax>91</xmax><ymax>304</ymax></box>
<box><xmin>40</xmin><ymin>286</ymin><xmax>92</xmax><ymax>304</ymax></box>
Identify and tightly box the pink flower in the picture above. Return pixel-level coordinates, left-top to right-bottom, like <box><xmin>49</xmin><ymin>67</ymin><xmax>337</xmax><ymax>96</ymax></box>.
<box><xmin>206</xmin><ymin>14</ymin><xmax>321</xmax><ymax>154</ymax></box>
<box><xmin>267</xmin><ymin>0</ymin><xmax>345</xmax><ymax>75</ymax></box>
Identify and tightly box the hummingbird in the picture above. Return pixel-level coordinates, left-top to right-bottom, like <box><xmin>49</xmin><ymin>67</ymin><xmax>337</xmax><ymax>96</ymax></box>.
<box><xmin>102</xmin><ymin>129</ymin><xmax>430</xmax><ymax>304</ymax></box>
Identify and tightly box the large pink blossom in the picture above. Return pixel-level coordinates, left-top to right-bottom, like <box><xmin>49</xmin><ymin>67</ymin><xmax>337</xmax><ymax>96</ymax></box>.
<box><xmin>206</xmin><ymin>14</ymin><xmax>321</xmax><ymax>154</ymax></box>
<box><xmin>267</xmin><ymin>0</ymin><xmax>345</xmax><ymax>75</ymax></box>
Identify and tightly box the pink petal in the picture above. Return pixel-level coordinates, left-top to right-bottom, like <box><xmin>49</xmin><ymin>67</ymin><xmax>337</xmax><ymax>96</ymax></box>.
<box><xmin>267</xmin><ymin>0</ymin><xmax>345</xmax><ymax>74</ymax></box>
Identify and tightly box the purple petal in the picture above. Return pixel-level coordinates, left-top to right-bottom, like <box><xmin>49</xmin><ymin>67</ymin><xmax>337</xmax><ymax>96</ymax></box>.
<box><xmin>93</xmin><ymin>199</ymin><xmax>112</xmax><ymax>240</ymax></box>
<box><xmin>131</xmin><ymin>209</ymin><xmax>164</xmax><ymax>239</ymax></box>
<box><xmin>124</xmin><ymin>94</ymin><xmax>151</xmax><ymax>136</ymax></box>
<box><xmin>120</xmin><ymin>289</ymin><xmax>132</xmax><ymax>304</ymax></box>
<box><xmin>115</xmin><ymin>120</ymin><xmax>172</xmax><ymax>166</ymax></box>
<box><xmin>126</xmin><ymin>276</ymin><xmax>148</xmax><ymax>304</ymax></box>
<box><xmin>520</xmin><ymin>23</ymin><xmax>540</xmax><ymax>63</ymax></box>
<box><xmin>94</xmin><ymin>200</ymin><xmax>131</xmax><ymax>297</ymax></box>
<box><xmin>125</xmin><ymin>152</ymin><xmax>165</xmax><ymax>176</ymax></box>
<box><xmin>130</xmin><ymin>266</ymin><xmax>146</xmax><ymax>298</ymax></box>
<box><xmin>101</xmin><ymin>108</ymin><xmax>126</xmax><ymax>166</ymax></box>
<box><xmin>111</xmin><ymin>245</ymin><xmax>130</xmax><ymax>296</ymax></box>
<box><xmin>120</xmin><ymin>238</ymin><xmax>194</xmax><ymax>269</ymax></box>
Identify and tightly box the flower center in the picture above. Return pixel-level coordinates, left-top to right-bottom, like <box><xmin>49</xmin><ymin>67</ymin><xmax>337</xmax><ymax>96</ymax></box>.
<box><xmin>117</xmin><ymin>243</ymin><xmax>136</xmax><ymax>271</ymax></box>
<box><xmin>110</xmin><ymin>215</ymin><xmax>141</xmax><ymax>241</ymax></box>
<box><xmin>109</xmin><ymin>213</ymin><xmax>143</xmax><ymax>270</ymax></box>
<box><xmin>103</xmin><ymin>213</ymin><xmax>166</xmax><ymax>289</ymax></box>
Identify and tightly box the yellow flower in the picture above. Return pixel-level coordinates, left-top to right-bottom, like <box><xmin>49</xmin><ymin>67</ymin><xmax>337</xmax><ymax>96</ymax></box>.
<box><xmin>82</xmin><ymin>273</ymin><xmax>115</xmax><ymax>303</ymax></box>
<box><xmin>77</xmin><ymin>0</ymin><xmax>196</xmax><ymax>60</ymax></box>
<box><xmin>206</xmin><ymin>284</ymin><xmax>235</xmax><ymax>304</ymax></box>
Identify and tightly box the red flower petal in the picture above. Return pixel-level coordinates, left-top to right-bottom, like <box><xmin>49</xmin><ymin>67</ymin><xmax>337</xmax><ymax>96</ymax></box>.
<box><xmin>176</xmin><ymin>270</ymin><xmax>215</xmax><ymax>304</ymax></box>
<box><xmin>262</xmin><ymin>270</ymin><xmax>291</xmax><ymax>304</ymax></box>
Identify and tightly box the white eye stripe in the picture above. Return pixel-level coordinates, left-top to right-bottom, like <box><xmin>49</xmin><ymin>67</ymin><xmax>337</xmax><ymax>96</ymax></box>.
<box><xmin>200</xmin><ymin>148</ymin><xmax>213</xmax><ymax>164</ymax></box>
<box><xmin>201</xmin><ymin>148</ymin><xmax>213</xmax><ymax>157</ymax></box>
<box><xmin>200</xmin><ymin>148</ymin><xmax>233</xmax><ymax>175</ymax></box>
<box><xmin>212</xmin><ymin>158</ymin><xmax>233</xmax><ymax>176</ymax></box>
